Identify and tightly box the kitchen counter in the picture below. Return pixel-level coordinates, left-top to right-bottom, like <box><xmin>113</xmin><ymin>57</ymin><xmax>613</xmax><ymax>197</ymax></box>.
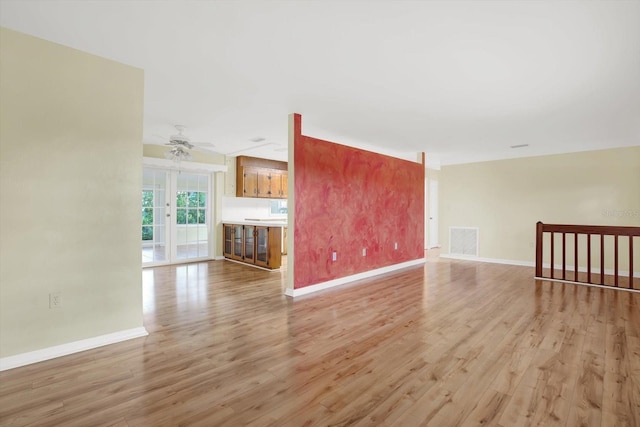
<box><xmin>222</xmin><ymin>219</ymin><xmax>287</xmax><ymax>227</ymax></box>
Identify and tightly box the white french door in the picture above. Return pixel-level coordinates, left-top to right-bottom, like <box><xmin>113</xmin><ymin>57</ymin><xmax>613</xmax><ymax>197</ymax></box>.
<box><xmin>142</xmin><ymin>167</ymin><xmax>211</xmax><ymax>266</ymax></box>
<box><xmin>142</xmin><ymin>169</ymin><xmax>169</xmax><ymax>264</ymax></box>
<box><xmin>173</xmin><ymin>172</ymin><xmax>210</xmax><ymax>262</ymax></box>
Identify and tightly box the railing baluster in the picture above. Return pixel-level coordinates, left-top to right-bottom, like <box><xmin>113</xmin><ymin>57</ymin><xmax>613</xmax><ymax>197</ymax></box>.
<box><xmin>562</xmin><ymin>232</ymin><xmax>566</xmax><ymax>280</ymax></box>
<box><xmin>574</xmin><ymin>233</ymin><xmax>579</xmax><ymax>281</ymax></box>
<box><xmin>550</xmin><ymin>231</ymin><xmax>555</xmax><ymax>279</ymax></box>
<box><xmin>600</xmin><ymin>234</ymin><xmax>605</xmax><ymax>285</ymax></box>
<box><xmin>614</xmin><ymin>234</ymin><xmax>619</xmax><ymax>287</ymax></box>
<box><xmin>535</xmin><ymin>221</ymin><xmax>543</xmax><ymax>278</ymax></box>
<box><xmin>587</xmin><ymin>233</ymin><xmax>591</xmax><ymax>284</ymax></box>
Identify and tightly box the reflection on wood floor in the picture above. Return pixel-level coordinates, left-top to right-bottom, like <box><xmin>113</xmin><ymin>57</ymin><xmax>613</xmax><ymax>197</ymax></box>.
<box><xmin>142</xmin><ymin>243</ymin><xmax>209</xmax><ymax>264</ymax></box>
<box><xmin>1</xmin><ymin>255</ymin><xmax>639</xmax><ymax>426</ymax></box>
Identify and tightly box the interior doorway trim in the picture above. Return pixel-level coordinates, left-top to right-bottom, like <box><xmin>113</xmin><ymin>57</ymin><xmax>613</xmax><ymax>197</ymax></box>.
<box><xmin>143</xmin><ymin>157</ymin><xmax>227</xmax><ymax>173</ymax></box>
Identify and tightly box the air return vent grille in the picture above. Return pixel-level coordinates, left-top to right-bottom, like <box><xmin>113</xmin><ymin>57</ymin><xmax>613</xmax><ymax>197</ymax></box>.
<box><xmin>449</xmin><ymin>227</ymin><xmax>479</xmax><ymax>256</ymax></box>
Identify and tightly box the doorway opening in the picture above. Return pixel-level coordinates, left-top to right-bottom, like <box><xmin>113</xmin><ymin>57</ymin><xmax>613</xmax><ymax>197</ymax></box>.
<box><xmin>142</xmin><ymin>168</ymin><xmax>212</xmax><ymax>266</ymax></box>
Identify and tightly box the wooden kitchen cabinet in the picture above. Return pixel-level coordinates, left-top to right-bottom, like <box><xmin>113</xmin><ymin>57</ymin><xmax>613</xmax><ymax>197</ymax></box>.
<box><xmin>256</xmin><ymin>170</ymin><xmax>271</xmax><ymax>198</ymax></box>
<box><xmin>281</xmin><ymin>172</ymin><xmax>288</xmax><ymax>198</ymax></box>
<box><xmin>223</xmin><ymin>224</ymin><xmax>245</xmax><ymax>261</ymax></box>
<box><xmin>239</xmin><ymin>167</ymin><xmax>271</xmax><ymax>198</ymax></box>
<box><xmin>223</xmin><ymin>224</ymin><xmax>233</xmax><ymax>258</ymax></box>
<box><xmin>236</xmin><ymin>156</ymin><xmax>287</xmax><ymax>199</ymax></box>
<box><xmin>270</xmin><ymin>170</ymin><xmax>288</xmax><ymax>199</ymax></box>
<box><xmin>240</xmin><ymin>168</ymin><xmax>259</xmax><ymax>197</ymax></box>
<box><xmin>282</xmin><ymin>226</ymin><xmax>288</xmax><ymax>255</ymax></box>
<box><xmin>255</xmin><ymin>226</ymin><xmax>282</xmax><ymax>268</ymax></box>
<box><xmin>223</xmin><ymin>223</ymin><xmax>282</xmax><ymax>269</ymax></box>
<box><xmin>243</xmin><ymin>225</ymin><xmax>255</xmax><ymax>263</ymax></box>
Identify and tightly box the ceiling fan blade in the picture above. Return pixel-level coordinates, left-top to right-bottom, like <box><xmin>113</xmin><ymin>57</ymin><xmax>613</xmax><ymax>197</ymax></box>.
<box><xmin>147</xmin><ymin>134</ymin><xmax>169</xmax><ymax>145</ymax></box>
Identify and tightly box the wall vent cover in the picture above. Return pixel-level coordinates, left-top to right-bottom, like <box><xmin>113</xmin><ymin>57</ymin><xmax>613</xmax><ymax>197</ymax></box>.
<box><xmin>449</xmin><ymin>227</ymin><xmax>479</xmax><ymax>256</ymax></box>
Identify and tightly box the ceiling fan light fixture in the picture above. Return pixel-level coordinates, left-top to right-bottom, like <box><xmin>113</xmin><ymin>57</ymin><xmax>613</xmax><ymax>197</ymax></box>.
<box><xmin>165</xmin><ymin>124</ymin><xmax>195</xmax><ymax>162</ymax></box>
<box><xmin>165</xmin><ymin>145</ymin><xmax>193</xmax><ymax>162</ymax></box>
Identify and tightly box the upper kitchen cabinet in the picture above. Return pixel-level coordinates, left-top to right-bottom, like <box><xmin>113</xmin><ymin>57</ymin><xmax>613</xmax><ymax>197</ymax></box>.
<box><xmin>236</xmin><ymin>156</ymin><xmax>288</xmax><ymax>199</ymax></box>
<box><xmin>269</xmin><ymin>170</ymin><xmax>288</xmax><ymax>199</ymax></box>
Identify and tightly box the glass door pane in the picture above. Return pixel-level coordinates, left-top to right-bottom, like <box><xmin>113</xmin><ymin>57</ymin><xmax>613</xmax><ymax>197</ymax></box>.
<box><xmin>174</xmin><ymin>172</ymin><xmax>210</xmax><ymax>262</ymax></box>
<box><xmin>142</xmin><ymin>169</ymin><xmax>169</xmax><ymax>265</ymax></box>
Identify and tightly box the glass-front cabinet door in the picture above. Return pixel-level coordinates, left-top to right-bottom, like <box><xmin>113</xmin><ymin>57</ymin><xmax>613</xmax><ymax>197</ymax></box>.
<box><xmin>243</xmin><ymin>226</ymin><xmax>255</xmax><ymax>263</ymax></box>
<box><xmin>232</xmin><ymin>225</ymin><xmax>244</xmax><ymax>260</ymax></box>
<box><xmin>223</xmin><ymin>225</ymin><xmax>233</xmax><ymax>258</ymax></box>
<box><xmin>256</xmin><ymin>227</ymin><xmax>268</xmax><ymax>265</ymax></box>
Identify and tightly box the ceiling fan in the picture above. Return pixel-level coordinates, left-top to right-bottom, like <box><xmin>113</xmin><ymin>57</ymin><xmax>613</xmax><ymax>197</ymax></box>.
<box><xmin>168</xmin><ymin>125</ymin><xmax>194</xmax><ymax>149</ymax></box>
<box><xmin>164</xmin><ymin>125</ymin><xmax>194</xmax><ymax>162</ymax></box>
<box><xmin>156</xmin><ymin>125</ymin><xmax>220</xmax><ymax>162</ymax></box>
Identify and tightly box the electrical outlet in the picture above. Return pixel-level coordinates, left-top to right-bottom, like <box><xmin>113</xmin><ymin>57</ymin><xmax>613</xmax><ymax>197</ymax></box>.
<box><xmin>49</xmin><ymin>292</ymin><xmax>62</xmax><ymax>309</ymax></box>
<box><xmin>394</xmin><ymin>242</ymin><xmax>398</xmax><ymax>250</ymax></box>
<box><xmin>332</xmin><ymin>252</ymin><xmax>337</xmax><ymax>261</ymax></box>
<box><xmin>362</xmin><ymin>248</ymin><xmax>367</xmax><ymax>256</ymax></box>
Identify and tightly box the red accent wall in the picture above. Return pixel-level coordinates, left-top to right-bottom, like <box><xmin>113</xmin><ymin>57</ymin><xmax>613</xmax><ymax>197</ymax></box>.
<box><xmin>293</xmin><ymin>114</ymin><xmax>425</xmax><ymax>289</ymax></box>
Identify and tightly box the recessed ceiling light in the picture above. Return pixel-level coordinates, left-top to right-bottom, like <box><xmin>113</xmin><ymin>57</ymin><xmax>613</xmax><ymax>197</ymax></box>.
<box><xmin>510</xmin><ymin>144</ymin><xmax>529</xmax><ymax>149</ymax></box>
<box><xmin>250</xmin><ymin>137</ymin><xmax>265</xmax><ymax>143</ymax></box>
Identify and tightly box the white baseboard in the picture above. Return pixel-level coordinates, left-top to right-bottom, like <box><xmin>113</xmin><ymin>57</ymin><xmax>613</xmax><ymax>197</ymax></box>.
<box><xmin>440</xmin><ymin>254</ymin><xmax>640</xmax><ymax>278</ymax></box>
<box><xmin>0</xmin><ymin>326</ymin><xmax>149</xmax><ymax>371</ymax></box>
<box><xmin>544</xmin><ymin>264</ymin><xmax>640</xmax><ymax>278</ymax></box>
<box><xmin>534</xmin><ymin>277</ymin><xmax>640</xmax><ymax>294</ymax></box>
<box><xmin>284</xmin><ymin>258</ymin><xmax>425</xmax><ymax>297</ymax></box>
<box><xmin>440</xmin><ymin>254</ymin><xmax>534</xmax><ymax>267</ymax></box>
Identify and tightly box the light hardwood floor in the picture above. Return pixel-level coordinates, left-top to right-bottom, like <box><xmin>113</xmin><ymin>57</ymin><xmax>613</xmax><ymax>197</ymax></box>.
<box><xmin>1</xmin><ymin>255</ymin><xmax>638</xmax><ymax>426</ymax></box>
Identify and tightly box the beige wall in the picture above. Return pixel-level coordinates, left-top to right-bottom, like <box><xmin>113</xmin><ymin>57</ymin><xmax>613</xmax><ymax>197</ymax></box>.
<box><xmin>224</xmin><ymin>156</ymin><xmax>236</xmax><ymax>196</ymax></box>
<box><xmin>0</xmin><ymin>28</ymin><xmax>145</xmax><ymax>357</ymax></box>
<box><xmin>426</xmin><ymin>168</ymin><xmax>440</xmax><ymax>181</ymax></box>
<box><xmin>439</xmin><ymin>146</ymin><xmax>640</xmax><ymax>269</ymax></box>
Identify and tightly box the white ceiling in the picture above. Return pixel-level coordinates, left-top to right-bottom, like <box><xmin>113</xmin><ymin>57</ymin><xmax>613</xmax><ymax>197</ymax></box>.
<box><xmin>1</xmin><ymin>0</ymin><xmax>639</xmax><ymax>165</ymax></box>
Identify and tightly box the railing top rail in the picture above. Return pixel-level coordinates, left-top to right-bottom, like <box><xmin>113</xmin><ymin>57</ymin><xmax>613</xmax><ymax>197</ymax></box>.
<box><xmin>536</xmin><ymin>222</ymin><xmax>640</xmax><ymax>236</ymax></box>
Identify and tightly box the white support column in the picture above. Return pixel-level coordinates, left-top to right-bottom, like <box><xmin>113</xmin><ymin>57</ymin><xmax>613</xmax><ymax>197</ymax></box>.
<box><xmin>285</xmin><ymin>114</ymin><xmax>296</xmax><ymax>296</ymax></box>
